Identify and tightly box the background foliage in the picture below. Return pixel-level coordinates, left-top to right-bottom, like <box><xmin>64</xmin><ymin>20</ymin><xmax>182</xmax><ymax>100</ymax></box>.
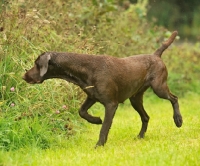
<box><xmin>0</xmin><ymin>0</ymin><xmax>200</xmax><ymax>151</ymax></box>
<box><xmin>147</xmin><ymin>0</ymin><xmax>200</xmax><ymax>40</ymax></box>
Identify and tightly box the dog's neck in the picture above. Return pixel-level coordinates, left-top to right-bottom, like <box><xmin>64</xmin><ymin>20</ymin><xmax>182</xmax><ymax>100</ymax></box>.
<box><xmin>50</xmin><ymin>52</ymin><xmax>95</xmax><ymax>88</ymax></box>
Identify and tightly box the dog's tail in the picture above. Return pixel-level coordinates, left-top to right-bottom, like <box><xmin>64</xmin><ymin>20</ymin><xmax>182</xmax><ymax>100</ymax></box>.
<box><xmin>154</xmin><ymin>31</ymin><xmax>178</xmax><ymax>57</ymax></box>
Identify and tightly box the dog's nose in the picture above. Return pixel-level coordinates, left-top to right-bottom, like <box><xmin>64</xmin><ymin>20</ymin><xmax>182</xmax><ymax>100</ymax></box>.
<box><xmin>22</xmin><ymin>75</ymin><xmax>25</xmax><ymax>80</ymax></box>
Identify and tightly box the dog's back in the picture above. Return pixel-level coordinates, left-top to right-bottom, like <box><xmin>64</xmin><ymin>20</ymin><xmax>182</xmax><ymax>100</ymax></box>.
<box><xmin>93</xmin><ymin>54</ymin><xmax>166</xmax><ymax>103</ymax></box>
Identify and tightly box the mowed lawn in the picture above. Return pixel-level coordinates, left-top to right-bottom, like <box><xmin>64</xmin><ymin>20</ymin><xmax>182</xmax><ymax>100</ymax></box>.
<box><xmin>0</xmin><ymin>92</ymin><xmax>199</xmax><ymax>166</ymax></box>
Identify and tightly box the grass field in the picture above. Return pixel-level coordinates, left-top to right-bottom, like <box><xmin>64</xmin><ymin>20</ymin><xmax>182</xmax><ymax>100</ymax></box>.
<box><xmin>0</xmin><ymin>92</ymin><xmax>199</xmax><ymax>166</ymax></box>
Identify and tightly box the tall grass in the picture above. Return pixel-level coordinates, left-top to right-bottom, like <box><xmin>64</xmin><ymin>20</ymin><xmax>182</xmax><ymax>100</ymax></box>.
<box><xmin>0</xmin><ymin>0</ymin><xmax>200</xmax><ymax>151</ymax></box>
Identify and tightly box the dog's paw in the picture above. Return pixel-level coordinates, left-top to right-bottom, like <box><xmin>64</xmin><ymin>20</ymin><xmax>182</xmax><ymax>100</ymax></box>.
<box><xmin>95</xmin><ymin>140</ymin><xmax>105</xmax><ymax>148</ymax></box>
<box><xmin>137</xmin><ymin>134</ymin><xmax>145</xmax><ymax>139</ymax></box>
<box><xmin>94</xmin><ymin>117</ymin><xmax>102</xmax><ymax>124</ymax></box>
<box><xmin>86</xmin><ymin>116</ymin><xmax>102</xmax><ymax>124</ymax></box>
<box><xmin>89</xmin><ymin>117</ymin><xmax>102</xmax><ymax>124</ymax></box>
<box><xmin>94</xmin><ymin>143</ymin><xmax>103</xmax><ymax>149</ymax></box>
<box><xmin>174</xmin><ymin>114</ymin><xmax>183</xmax><ymax>127</ymax></box>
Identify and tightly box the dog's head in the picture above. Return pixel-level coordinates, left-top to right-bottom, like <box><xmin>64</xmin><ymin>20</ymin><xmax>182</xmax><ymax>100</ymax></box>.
<box><xmin>23</xmin><ymin>52</ymin><xmax>52</xmax><ymax>84</ymax></box>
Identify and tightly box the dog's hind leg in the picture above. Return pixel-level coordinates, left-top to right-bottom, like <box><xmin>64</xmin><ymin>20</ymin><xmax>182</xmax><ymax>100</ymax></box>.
<box><xmin>79</xmin><ymin>96</ymin><xmax>102</xmax><ymax>124</ymax></box>
<box><xmin>129</xmin><ymin>92</ymin><xmax>150</xmax><ymax>138</ymax></box>
<box><xmin>151</xmin><ymin>80</ymin><xmax>183</xmax><ymax>128</ymax></box>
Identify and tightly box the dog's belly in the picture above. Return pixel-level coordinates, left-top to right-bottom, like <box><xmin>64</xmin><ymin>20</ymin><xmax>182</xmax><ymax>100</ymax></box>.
<box><xmin>117</xmin><ymin>79</ymin><xmax>147</xmax><ymax>103</ymax></box>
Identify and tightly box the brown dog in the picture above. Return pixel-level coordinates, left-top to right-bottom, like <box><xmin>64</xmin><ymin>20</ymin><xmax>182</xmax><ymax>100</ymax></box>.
<box><xmin>23</xmin><ymin>31</ymin><xmax>182</xmax><ymax>147</ymax></box>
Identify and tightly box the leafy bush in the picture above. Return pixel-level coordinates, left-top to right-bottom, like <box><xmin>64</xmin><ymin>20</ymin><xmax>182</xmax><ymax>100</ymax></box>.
<box><xmin>147</xmin><ymin>0</ymin><xmax>200</xmax><ymax>39</ymax></box>
<box><xmin>163</xmin><ymin>42</ymin><xmax>200</xmax><ymax>96</ymax></box>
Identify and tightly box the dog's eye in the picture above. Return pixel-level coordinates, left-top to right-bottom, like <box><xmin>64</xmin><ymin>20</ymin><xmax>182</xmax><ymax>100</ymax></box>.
<box><xmin>49</xmin><ymin>60</ymin><xmax>54</xmax><ymax>66</ymax></box>
<box><xmin>35</xmin><ymin>62</ymin><xmax>40</xmax><ymax>69</ymax></box>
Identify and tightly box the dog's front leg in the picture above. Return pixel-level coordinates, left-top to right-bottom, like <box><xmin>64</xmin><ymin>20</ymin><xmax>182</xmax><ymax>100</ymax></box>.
<box><xmin>95</xmin><ymin>102</ymin><xmax>118</xmax><ymax>147</ymax></box>
<box><xmin>79</xmin><ymin>96</ymin><xmax>102</xmax><ymax>124</ymax></box>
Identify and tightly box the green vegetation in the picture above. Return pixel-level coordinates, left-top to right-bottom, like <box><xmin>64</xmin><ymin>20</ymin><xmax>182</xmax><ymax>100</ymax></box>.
<box><xmin>0</xmin><ymin>0</ymin><xmax>200</xmax><ymax>165</ymax></box>
<box><xmin>147</xmin><ymin>0</ymin><xmax>200</xmax><ymax>39</ymax></box>
<box><xmin>0</xmin><ymin>95</ymin><xmax>200</xmax><ymax>165</ymax></box>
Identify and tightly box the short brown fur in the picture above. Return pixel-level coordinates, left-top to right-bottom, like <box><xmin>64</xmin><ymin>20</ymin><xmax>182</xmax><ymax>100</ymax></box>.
<box><xmin>23</xmin><ymin>31</ymin><xmax>182</xmax><ymax>147</ymax></box>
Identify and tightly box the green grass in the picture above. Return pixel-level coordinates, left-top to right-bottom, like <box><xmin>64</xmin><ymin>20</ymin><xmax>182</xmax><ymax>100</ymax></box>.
<box><xmin>0</xmin><ymin>92</ymin><xmax>199</xmax><ymax>166</ymax></box>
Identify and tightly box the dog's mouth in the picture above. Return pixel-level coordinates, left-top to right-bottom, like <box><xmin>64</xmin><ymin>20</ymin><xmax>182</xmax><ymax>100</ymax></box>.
<box><xmin>28</xmin><ymin>80</ymin><xmax>43</xmax><ymax>84</ymax></box>
<box><xmin>22</xmin><ymin>75</ymin><xmax>44</xmax><ymax>84</ymax></box>
<box><xmin>24</xmin><ymin>79</ymin><xmax>43</xmax><ymax>84</ymax></box>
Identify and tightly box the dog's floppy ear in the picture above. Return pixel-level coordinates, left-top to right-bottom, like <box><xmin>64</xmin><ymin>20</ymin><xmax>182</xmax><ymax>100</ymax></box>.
<box><xmin>39</xmin><ymin>53</ymin><xmax>51</xmax><ymax>77</ymax></box>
